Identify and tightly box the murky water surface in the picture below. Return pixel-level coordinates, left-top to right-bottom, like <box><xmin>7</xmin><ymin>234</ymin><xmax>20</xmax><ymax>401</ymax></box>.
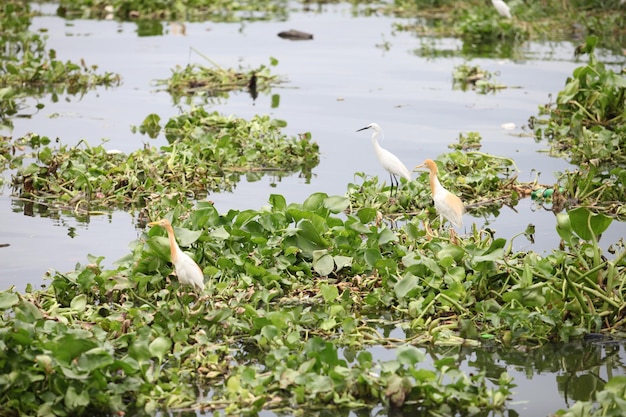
<box><xmin>1</xmin><ymin>2</ymin><xmax>625</xmax><ymax>416</ymax></box>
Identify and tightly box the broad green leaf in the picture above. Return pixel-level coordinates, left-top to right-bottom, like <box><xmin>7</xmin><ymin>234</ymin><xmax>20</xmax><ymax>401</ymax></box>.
<box><xmin>149</xmin><ymin>336</ymin><xmax>172</xmax><ymax>362</ymax></box>
<box><xmin>568</xmin><ymin>207</ymin><xmax>612</xmax><ymax>241</ymax></box>
<box><xmin>323</xmin><ymin>196</ymin><xmax>350</xmax><ymax>213</ymax></box>
<box><xmin>0</xmin><ymin>291</ymin><xmax>18</xmax><ymax>310</ymax></box>
<box><xmin>64</xmin><ymin>385</ymin><xmax>90</xmax><ymax>409</ymax></box>
<box><xmin>77</xmin><ymin>347</ymin><xmax>114</xmax><ymax>372</ymax></box>
<box><xmin>394</xmin><ymin>273</ymin><xmax>419</xmax><ymax>299</ymax></box>
<box><xmin>174</xmin><ymin>227</ymin><xmax>203</xmax><ymax>246</ymax></box>
<box><xmin>269</xmin><ymin>194</ymin><xmax>287</xmax><ymax>211</ymax></box>
<box><xmin>378</xmin><ymin>227</ymin><xmax>398</xmax><ymax>245</ymax></box>
<box><xmin>70</xmin><ymin>294</ymin><xmax>87</xmax><ymax>313</ymax></box>
<box><xmin>313</xmin><ymin>252</ymin><xmax>335</xmax><ymax>276</ymax></box>
<box><xmin>302</xmin><ymin>192</ymin><xmax>327</xmax><ymax>211</ymax></box>
<box><xmin>333</xmin><ymin>255</ymin><xmax>352</xmax><ymax>271</ymax></box>
<box><xmin>396</xmin><ymin>345</ymin><xmax>425</xmax><ymax>366</ymax></box>
<box><xmin>320</xmin><ymin>283</ymin><xmax>339</xmax><ymax>303</ymax></box>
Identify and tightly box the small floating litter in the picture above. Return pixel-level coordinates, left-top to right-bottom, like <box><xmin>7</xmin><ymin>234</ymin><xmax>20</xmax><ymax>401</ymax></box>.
<box><xmin>501</xmin><ymin>122</ymin><xmax>516</xmax><ymax>130</ymax></box>
<box><xmin>531</xmin><ymin>187</ymin><xmax>565</xmax><ymax>200</ymax></box>
<box><xmin>277</xmin><ymin>29</ymin><xmax>314</xmax><ymax>40</ymax></box>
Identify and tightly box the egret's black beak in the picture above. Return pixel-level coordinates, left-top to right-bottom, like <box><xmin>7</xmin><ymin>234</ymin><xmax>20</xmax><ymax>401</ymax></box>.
<box><xmin>356</xmin><ymin>126</ymin><xmax>370</xmax><ymax>132</ymax></box>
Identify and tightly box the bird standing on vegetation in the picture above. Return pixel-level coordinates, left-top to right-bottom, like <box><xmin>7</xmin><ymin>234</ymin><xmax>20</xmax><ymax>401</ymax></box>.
<box><xmin>356</xmin><ymin>123</ymin><xmax>412</xmax><ymax>196</ymax></box>
<box><xmin>491</xmin><ymin>0</ymin><xmax>512</xmax><ymax>18</ymax></box>
<box><xmin>148</xmin><ymin>218</ymin><xmax>205</xmax><ymax>292</ymax></box>
<box><xmin>414</xmin><ymin>159</ymin><xmax>465</xmax><ymax>229</ymax></box>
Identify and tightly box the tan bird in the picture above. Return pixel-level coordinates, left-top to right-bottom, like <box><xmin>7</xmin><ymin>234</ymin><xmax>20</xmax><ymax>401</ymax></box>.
<box><xmin>414</xmin><ymin>159</ymin><xmax>465</xmax><ymax>229</ymax></box>
<box><xmin>148</xmin><ymin>218</ymin><xmax>205</xmax><ymax>292</ymax></box>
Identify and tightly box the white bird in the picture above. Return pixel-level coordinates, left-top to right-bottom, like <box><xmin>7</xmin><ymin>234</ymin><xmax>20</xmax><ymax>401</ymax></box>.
<box><xmin>356</xmin><ymin>123</ymin><xmax>412</xmax><ymax>196</ymax></box>
<box><xmin>414</xmin><ymin>159</ymin><xmax>464</xmax><ymax>229</ymax></box>
<box><xmin>148</xmin><ymin>218</ymin><xmax>205</xmax><ymax>292</ymax></box>
<box><xmin>491</xmin><ymin>0</ymin><xmax>512</xmax><ymax>19</ymax></box>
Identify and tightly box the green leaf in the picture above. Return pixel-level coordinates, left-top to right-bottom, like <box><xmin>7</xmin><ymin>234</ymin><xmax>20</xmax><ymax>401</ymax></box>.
<box><xmin>378</xmin><ymin>227</ymin><xmax>398</xmax><ymax>245</ymax></box>
<box><xmin>0</xmin><ymin>291</ymin><xmax>19</xmax><ymax>310</ymax></box>
<box><xmin>568</xmin><ymin>207</ymin><xmax>612</xmax><ymax>241</ymax></box>
<box><xmin>149</xmin><ymin>336</ymin><xmax>172</xmax><ymax>362</ymax></box>
<box><xmin>269</xmin><ymin>194</ymin><xmax>287</xmax><ymax>211</ymax></box>
<box><xmin>139</xmin><ymin>113</ymin><xmax>161</xmax><ymax>139</ymax></box>
<box><xmin>394</xmin><ymin>273</ymin><xmax>419</xmax><ymax>299</ymax></box>
<box><xmin>333</xmin><ymin>256</ymin><xmax>352</xmax><ymax>271</ymax></box>
<box><xmin>64</xmin><ymin>385</ymin><xmax>90</xmax><ymax>409</ymax></box>
<box><xmin>313</xmin><ymin>251</ymin><xmax>335</xmax><ymax>276</ymax></box>
<box><xmin>77</xmin><ymin>347</ymin><xmax>114</xmax><ymax>372</ymax></box>
<box><xmin>396</xmin><ymin>345</ymin><xmax>425</xmax><ymax>366</ymax></box>
<box><xmin>320</xmin><ymin>284</ymin><xmax>339</xmax><ymax>303</ymax></box>
<box><xmin>70</xmin><ymin>294</ymin><xmax>87</xmax><ymax>312</ymax></box>
<box><xmin>323</xmin><ymin>196</ymin><xmax>350</xmax><ymax>213</ymax></box>
<box><xmin>174</xmin><ymin>227</ymin><xmax>203</xmax><ymax>246</ymax></box>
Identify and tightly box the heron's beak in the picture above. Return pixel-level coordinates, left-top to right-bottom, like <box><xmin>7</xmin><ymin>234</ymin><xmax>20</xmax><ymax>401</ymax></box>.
<box><xmin>413</xmin><ymin>164</ymin><xmax>425</xmax><ymax>171</ymax></box>
<box><xmin>356</xmin><ymin>126</ymin><xmax>369</xmax><ymax>132</ymax></box>
<box><xmin>147</xmin><ymin>221</ymin><xmax>158</xmax><ymax>226</ymax></box>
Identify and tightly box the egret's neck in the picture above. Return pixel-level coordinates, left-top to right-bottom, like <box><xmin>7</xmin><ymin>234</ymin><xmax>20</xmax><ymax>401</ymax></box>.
<box><xmin>429</xmin><ymin>171</ymin><xmax>444</xmax><ymax>195</ymax></box>
<box><xmin>371</xmin><ymin>131</ymin><xmax>382</xmax><ymax>150</ymax></box>
<box><xmin>165</xmin><ymin>225</ymin><xmax>178</xmax><ymax>261</ymax></box>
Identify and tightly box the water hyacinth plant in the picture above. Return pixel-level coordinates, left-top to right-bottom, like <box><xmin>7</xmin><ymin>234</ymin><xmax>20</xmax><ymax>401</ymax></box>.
<box><xmin>8</xmin><ymin>112</ymin><xmax>319</xmax><ymax>216</ymax></box>
<box><xmin>0</xmin><ymin>193</ymin><xmax>624</xmax><ymax>415</ymax></box>
<box><xmin>155</xmin><ymin>54</ymin><xmax>285</xmax><ymax>105</ymax></box>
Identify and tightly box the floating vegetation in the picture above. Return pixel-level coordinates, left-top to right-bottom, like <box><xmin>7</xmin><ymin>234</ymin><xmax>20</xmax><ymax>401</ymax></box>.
<box><xmin>394</xmin><ymin>0</ymin><xmax>624</xmax><ymax>59</ymax></box>
<box><xmin>532</xmin><ymin>37</ymin><xmax>626</xmax><ymax>217</ymax></box>
<box><xmin>56</xmin><ymin>0</ymin><xmax>289</xmax><ymax>22</ymax></box>
<box><xmin>452</xmin><ymin>63</ymin><xmax>505</xmax><ymax>94</ymax></box>
<box><xmin>8</xmin><ymin>112</ymin><xmax>319</xmax><ymax>216</ymax></box>
<box><xmin>0</xmin><ymin>194</ymin><xmax>624</xmax><ymax>415</ymax></box>
<box><xmin>346</xmin><ymin>132</ymin><xmax>536</xmax><ymax>222</ymax></box>
<box><xmin>155</xmin><ymin>55</ymin><xmax>285</xmax><ymax>105</ymax></box>
<box><xmin>0</xmin><ymin>0</ymin><xmax>121</xmax><ymax>129</ymax></box>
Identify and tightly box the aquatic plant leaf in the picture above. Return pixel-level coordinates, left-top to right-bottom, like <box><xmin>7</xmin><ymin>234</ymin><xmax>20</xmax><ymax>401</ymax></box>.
<box><xmin>394</xmin><ymin>273</ymin><xmax>419</xmax><ymax>299</ymax></box>
<box><xmin>320</xmin><ymin>283</ymin><xmax>339</xmax><ymax>303</ymax></box>
<box><xmin>568</xmin><ymin>207</ymin><xmax>612</xmax><ymax>241</ymax></box>
<box><xmin>396</xmin><ymin>345</ymin><xmax>425</xmax><ymax>366</ymax></box>
<box><xmin>149</xmin><ymin>336</ymin><xmax>172</xmax><ymax>363</ymax></box>
<box><xmin>0</xmin><ymin>291</ymin><xmax>19</xmax><ymax>309</ymax></box>
<box><xmin>313</xmin><ymin>251</ymin><xmax>335</xmax><ymax>277</ymax></box>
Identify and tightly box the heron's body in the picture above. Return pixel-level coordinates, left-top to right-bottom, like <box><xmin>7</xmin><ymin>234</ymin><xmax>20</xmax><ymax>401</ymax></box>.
<box><xmin>491</xmin><ymin>0</ymin><xmax>512</xmax><ymax>18</ymax></box>
<box><xmin>148</xmin><ymin>218</ymin><xmax>205</xmax><ymax>292</ymax></box>
<box><xmin>357</xmin><ymin>123</ymin><xmax>411</xmax><ymax>195</ymax></box>
<box><xmin>416</xmin><ymin>159</ymin><xmax>464</xmax><ymax>228</ymax></box>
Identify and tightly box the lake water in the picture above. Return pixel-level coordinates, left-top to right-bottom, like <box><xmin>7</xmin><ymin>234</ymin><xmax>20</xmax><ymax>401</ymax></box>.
<box><xmin>1</xmin><ymin>2</ymin><xmax>625</xmax><ymax>416</ymax></box>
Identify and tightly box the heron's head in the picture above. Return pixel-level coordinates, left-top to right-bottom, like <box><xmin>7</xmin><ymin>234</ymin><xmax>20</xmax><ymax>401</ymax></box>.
<box><xmin>148</xmin><ymin>218</ymin><xmax>172</xmax><ymax>228</ymax></box>
<box><xmin>356</xmin><ymin>122</ymin><xmax>380</xmax><ymax>133</ymax></box>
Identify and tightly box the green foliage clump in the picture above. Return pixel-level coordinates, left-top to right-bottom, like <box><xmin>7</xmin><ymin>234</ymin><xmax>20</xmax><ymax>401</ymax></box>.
<box><xmin>0</xmin><ymin>192</ymin><xmax>624</xmax><ymax>415</ymax></box>
<box><xmin>347</xmin><ymin>134</ymin><xmax>528</xmax><ymax>221</ymax></box>
<box><xmin>0</xmin><ymin>0</ymin><xmax>121</xmax><ymax>129</ymax></box>
<box><xmin>532</xmin><ymin>37</ymin><xmax>626</xmax><ymax>216</ymax></box>
<box><xmin>556</xmin><ymin>376</ymin><xmax>626</xmax><ymax>417</ymax></box>
<box><xmin>452</xmin><ymin>63</ymin><xmax>505</xmax><ymax>94</ymax></box>
<box><xmin>56</xmin><ymin>0</ymin><xmax>289</xmax><ymax>22</ymax></box>
<box><xmin>8</xmin><ymin>112</ymin><xmax>319</xmax><ymax>215</ymax></box>
<box><xmin>534</xmin><ymin>37</ymin><xmax>626</xmax><ymax>167</ymax></box>
<box><xmin>156</xmin><ymin>56</ymin><xmax>285</xmax><ymax>105</ymax></box>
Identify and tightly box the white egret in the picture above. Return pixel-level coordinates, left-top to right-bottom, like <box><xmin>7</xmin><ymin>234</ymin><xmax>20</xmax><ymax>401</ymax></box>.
<box><xmin>356</xmin><ymin>122</ymin><xmax>412</xmax><ymax>196</ymax></box>
<box><xmin>148</xmin><ymin>218</ymin><xmax>205</xmax><ymax>292</ymax></box>
<box><xmin>491</xmin><ymin>0</ymin><xmax>512</xmax><ymax>19</ymax></box>
<box><xmin>414</xmin><ymin>159</ymin><xmax>465</xmax><ymax>229</ymax></box>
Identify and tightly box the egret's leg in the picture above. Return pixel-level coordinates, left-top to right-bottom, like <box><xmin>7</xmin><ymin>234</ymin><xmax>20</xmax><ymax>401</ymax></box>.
<box><xmin>390</xmin><ymin>174</ymin><xmax>398</xmax><ymax>197</ymax></box>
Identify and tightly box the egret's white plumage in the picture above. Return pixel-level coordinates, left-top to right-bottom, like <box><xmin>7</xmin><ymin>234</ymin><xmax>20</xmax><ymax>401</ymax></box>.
<box><xmin>491</xmin><ymin>0</ymin><xmax>512</xmax><ymax>18</ymax></box>
<box><xmin>148</xmin><ymin>218</ymin><xmax>205</xmax><ymax>292</ymax></box>
<box><xmin>415</xmin><ymin>159</ymin><xmax>464</xmax><ymax>228</ymax></box>
<box><xmin>356</xmin><ymin>122</ymin><xmax>412</xmax><ymax>195</ymax></box>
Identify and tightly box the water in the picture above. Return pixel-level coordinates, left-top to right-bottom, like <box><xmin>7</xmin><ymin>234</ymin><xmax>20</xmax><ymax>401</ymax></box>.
<box><xmin>1</xmin><ymin>3</ymin><xmax>625</xmax><ymax>416</ymax></box>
